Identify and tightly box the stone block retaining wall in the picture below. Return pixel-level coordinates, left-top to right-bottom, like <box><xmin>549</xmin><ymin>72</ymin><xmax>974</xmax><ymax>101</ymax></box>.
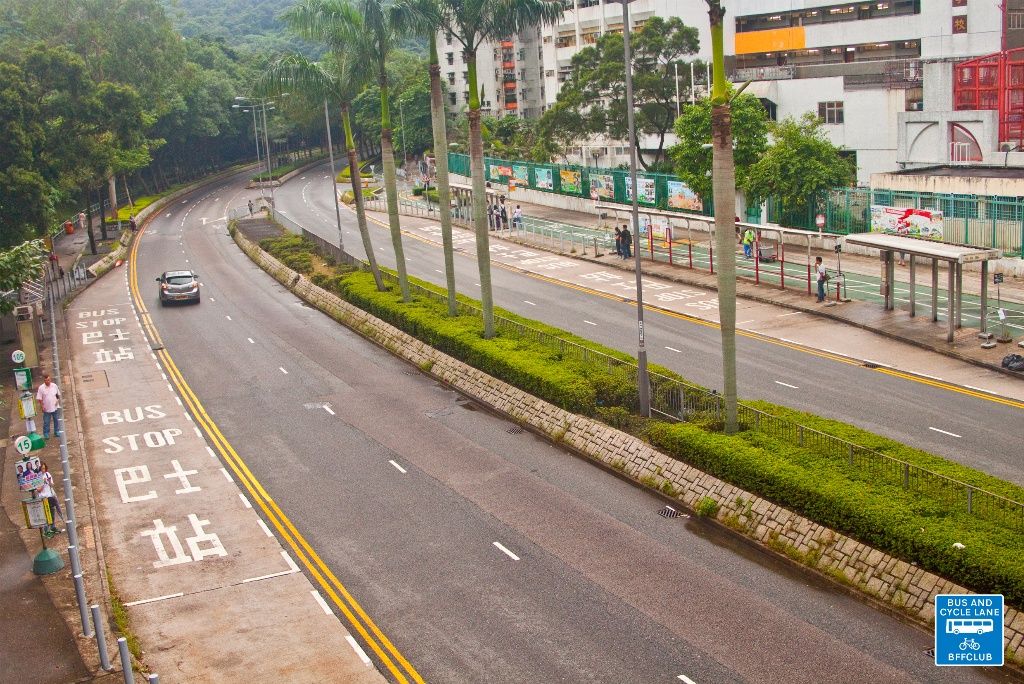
<box><xmin>233</xmin><ymin>226</ymin><xmax>1024</xmax><ymax>665</ymax></box>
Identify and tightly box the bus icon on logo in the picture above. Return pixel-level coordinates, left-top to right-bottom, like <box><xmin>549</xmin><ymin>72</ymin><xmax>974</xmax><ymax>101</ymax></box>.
<box><xmin>935</xmin><ymin>594</ymin><xmax>1004</xmax><ymax>667</ymax></box>
<box><xmin>946</xmin><ymin>619</ymin><xmax>994</xmax><ymax>636</ymax></box>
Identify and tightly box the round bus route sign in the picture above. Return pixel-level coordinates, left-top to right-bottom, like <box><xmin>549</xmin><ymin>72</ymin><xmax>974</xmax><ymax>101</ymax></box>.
<box><xmin>11</xmin><ymin>349</ymin><xmax>25</xmax><ymax>364</ymax></box>
<box><xmin>14</xmin><ymin>435</ymin><xmax>32</xmax><ymax>455</ymax></box>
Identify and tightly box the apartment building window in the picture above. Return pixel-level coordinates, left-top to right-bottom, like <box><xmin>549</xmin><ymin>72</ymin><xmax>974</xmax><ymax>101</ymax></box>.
<box><xmin>736</xmin><ymin>0</ymin><xmax>920</xmax><ymax>32</ymax></box>
<box><xmin>448</xmin><ymin>72</ymin><xmax>456</xmax><ymax>86</ymax></box>
<box><xmin>818</xmin><ymin>101</ymin><xmax>844</xmax><ymax>124</ymax></box>
<box><xmin>543</xmin><ymin>35</ymin><xmax>552</xmax><ymax>44</ymax></box>
<box><xmin>446</xmin><ymin>52</ymin><xmax>454</xmax><ymax>65</ymax></box>
<box><xmin>445</xmin><ymin>31</ymin><xmax>453</xmax><ymax>44</ymax></box>
<box><xmin>449</xmin><ymin>92</ymin><xmax>457</xmax><ymax>106</ymax></box>
<box><xmin>556</xmin><ymin>34</ymin><xmax>576</xmax><ymax>48</ymax></box>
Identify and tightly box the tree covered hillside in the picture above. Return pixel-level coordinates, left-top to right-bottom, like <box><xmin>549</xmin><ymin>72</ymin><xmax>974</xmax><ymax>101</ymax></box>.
<box><xmin>161</xmin><ymin>0</ymin><xmax>315</xmax><ymax>55</ymax></box>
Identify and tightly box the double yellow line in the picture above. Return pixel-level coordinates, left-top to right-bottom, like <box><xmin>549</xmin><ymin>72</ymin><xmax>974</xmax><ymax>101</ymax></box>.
<box><xmin>128</xmin><ymin>212</ymin><xmax>423</xmax><ymax>684</ymax></box>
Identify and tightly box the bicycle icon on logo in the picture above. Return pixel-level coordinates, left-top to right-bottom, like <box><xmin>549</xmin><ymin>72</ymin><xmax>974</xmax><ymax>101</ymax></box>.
<box><xmin>959</xmin><ymin>638</ymin><xmax>981</xmax><ymax>651</ymax></box>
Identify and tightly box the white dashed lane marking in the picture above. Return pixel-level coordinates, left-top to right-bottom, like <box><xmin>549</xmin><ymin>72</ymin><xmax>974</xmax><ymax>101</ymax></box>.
<box><xmin>389</xmin><ymin>460</ymin><xmax>407</xmax><ymax>474</ymax></box>
<box><xmin>929</xmin><ymin>427</ymin><xmax>962</xmax><ymax>438</ymax></box>
<box><xmin>493</xmin><ymin>541</ymin><xmax>520</xmax><ymax>561</ymax></box>
<box><xmin>279</xmin><ymin>367</ymin><xmax>289</xmax><ymax>375</ymax></box>
<box><xmin>220</xmin><ymin>467</ymin><xmax>233</xmax><ymax>482</ymax></box>
<box><xmin>774</xmin><ymin>381</ymin><xmax>799</xmax><ymax>389</ymax></box>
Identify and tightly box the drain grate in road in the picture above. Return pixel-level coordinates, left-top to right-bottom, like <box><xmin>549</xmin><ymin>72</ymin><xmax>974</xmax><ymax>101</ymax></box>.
<box><xmin>658</xmin><ymin>506</ymin><xmax>680</xmax><ymax>519</ymax></box>
<box><xmin>506</xmin><ymin>426</ymin><xmax>524</xmax><ymax>435</ymax></box>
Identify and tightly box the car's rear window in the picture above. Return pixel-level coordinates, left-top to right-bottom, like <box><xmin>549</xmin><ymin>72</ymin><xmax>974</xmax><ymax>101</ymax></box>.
<box><xmin>166</xmin><ymin>275</ymin><xmax>194</xmax><ymax>285</ymax></box>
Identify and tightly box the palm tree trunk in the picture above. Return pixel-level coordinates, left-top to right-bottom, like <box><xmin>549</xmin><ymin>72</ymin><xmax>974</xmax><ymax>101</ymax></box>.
<box><xmin>342</xmin><ymin>105</ymin><xmax>385</xmax><ymax>291</ymax></box>
<box><xmin>379</xmin><ymin>73</ymin><xmax>411</xmax><ymax>302</ymax></box>
<box><xmin>466</xmin><ymin>48</ymin><xmax>495</xmax><ymax>338</ymax></box>
<box><xmin>429</xmin><ymin>34</ymin><xmax>458</xmax><ymax>316</ymax></box>
<box><xmin>708</xmin><ymin>0</ymin><xmax>738</xmax><ymax>433</ymax></box>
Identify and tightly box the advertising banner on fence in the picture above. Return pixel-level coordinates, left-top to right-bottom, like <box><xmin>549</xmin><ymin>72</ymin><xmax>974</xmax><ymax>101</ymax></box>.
<box><xmin>590</xmin><ymin>173</ymin><xmax>615</xmax><ymax>200</ymax></box>
<box><xmin>625</xmin><ymin>175</ymin><xmax>657</xmax><ymax>204</ymax></box>
<box><xmin>560</xmin><ymin>170</ymin><xmax>582</xmax><ymax>194</ymax></box>
<box><xmin>535</xmin><ymin>168</ymin><xmax>553</xmax><ymax>190</ymax></box>
<box><xmin>489</xmin><ymin>164</ymin><xmax>513</xmax><ymax>181</ymax></box>
<box><xmin>667</xmin><ymin>180</ymin><xmax>703</xmax><ymax>211</ymax></box>
<box><xmin>870</xmin><ymin>205</ymin><xmax>944</xmax><ymax>239</ymax></box>
<box><xmin>512</xmin><ymin>165</ymin><xmax>529</xmax><ymax>184</ymax></box>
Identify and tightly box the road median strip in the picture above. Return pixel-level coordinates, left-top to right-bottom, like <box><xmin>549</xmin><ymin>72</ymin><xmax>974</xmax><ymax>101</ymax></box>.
<box><xmin>231</xmin><ymin>222</ymin><xmax>1024</xmax><ymax>665</ymax></box>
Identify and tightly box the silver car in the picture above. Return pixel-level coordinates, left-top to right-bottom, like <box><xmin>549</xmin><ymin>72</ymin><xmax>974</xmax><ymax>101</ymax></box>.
<box><xmin>156</xmin><ymin>270</ymin><xmax>200</xmax><ymax>305</ymax></box>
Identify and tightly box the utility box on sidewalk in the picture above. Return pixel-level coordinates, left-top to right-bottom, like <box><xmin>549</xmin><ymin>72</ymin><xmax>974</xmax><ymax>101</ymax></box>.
<box><xmin>14</xmin><ymin>306</ymin><xmax>40</xmax><ymax>368</ymax></box>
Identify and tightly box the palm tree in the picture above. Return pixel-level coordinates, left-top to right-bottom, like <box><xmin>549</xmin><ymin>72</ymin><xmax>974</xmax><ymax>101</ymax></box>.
<box><xmin>355</xmin><ymin>0</ymin><xmax>413</xmax><ymax>301</ymax></box>
<box><xmin>706</xmin><ymin>0</ymin><xmax>738</xmax><ymax>433</ymax></box>
<box><xmin>394</xmin><ymin>0</ymin><xmax>458</xmax><ymax>314</ymax></box>
<box><xmin>255</xmin><ymin>51</ymin><xmax>385</xmax><ymax>291</ymax></box>
<box><xmin>436</xmin><ymin>0</ymin><xmax>563</xmax><ymax>337</ymax></box>
<box><xmin>278</xmin><ymin>0</ymin><xmax>385</xmax><ymax>290</ymax></box>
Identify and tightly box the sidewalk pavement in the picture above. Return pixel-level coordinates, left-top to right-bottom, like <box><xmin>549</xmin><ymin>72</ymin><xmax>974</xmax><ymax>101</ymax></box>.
<box><xmin>489</xmin><ymin>195</ymin><xmax>1024</xmax><ymax>378</ymax></box>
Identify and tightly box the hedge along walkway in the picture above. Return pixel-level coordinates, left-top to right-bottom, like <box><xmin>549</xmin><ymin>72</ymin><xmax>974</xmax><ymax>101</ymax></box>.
<box><xmin>230</xmin><ymin>226</ymin><xmax>1024</xmax><ymax>666</ymax></box>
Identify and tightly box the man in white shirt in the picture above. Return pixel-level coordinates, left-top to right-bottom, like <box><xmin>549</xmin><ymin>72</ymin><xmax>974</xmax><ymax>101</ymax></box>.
<box><xmin>815</xmin><ymin>256</ymin><xmax>828</xmax><ymax>303</ymax></box>
<box><xmin>36</xmin><ymin>373</ymin><xmax>61</xmax><ymax>439</ymax></box>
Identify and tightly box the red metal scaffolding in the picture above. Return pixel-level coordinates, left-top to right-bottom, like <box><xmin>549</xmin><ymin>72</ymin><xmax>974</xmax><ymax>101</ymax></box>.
<box><xmin>954</xmin><ymin>48</ymin><xmax>1024</xmax><ymax>148</ymax></box>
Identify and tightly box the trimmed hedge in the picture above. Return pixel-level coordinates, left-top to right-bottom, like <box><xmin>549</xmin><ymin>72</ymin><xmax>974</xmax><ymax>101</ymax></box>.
<box><xmin>259</xmin><ymin>236</ymin><xmax>1024</xmax><ymax>607</ymax></box>
<box><xmin>251</xmin><ymin>155</ymin><xmax>324</xmax><ymax>183</ymax></box>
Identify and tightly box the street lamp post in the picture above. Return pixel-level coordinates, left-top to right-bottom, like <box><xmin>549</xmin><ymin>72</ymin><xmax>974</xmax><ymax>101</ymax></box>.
<box><xmin>674</xmin><ymin>62</ymin><xmax>681</xmax><ymax>118</ymax></box>
<box><xmin>232</xmin><ymin>104</ymin><xmax>265</xmax><ymax>200</ymax></box>
<box><xmin>398</xmin><ymin>97</ymin><xmax>407</xmax><ymax>165</ymax></box>
<box><xmin>614</xmin><ymin>0</ymin><xmax>651</xmax><ymax>417</ymax></box>
<box><xmin>236</xmin><ymin>95</ymin><xmax>284</xmax><ymax>207</ymax></box>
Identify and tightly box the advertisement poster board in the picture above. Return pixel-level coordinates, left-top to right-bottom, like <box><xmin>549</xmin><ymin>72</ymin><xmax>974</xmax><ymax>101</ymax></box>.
<box><xmin>870</xmin><ymin>205</ymin><xmax>944</xmax><ymax>239</ymax></box>
<box><xmin>625</xmin><ymin>176</ymin><xmax>657</xmax><ymax>204</ymax></box>
<box><xmin>535</xmin><ymin>168</ymin><xmax>553</xmax><ymax>190</ymax></box>
<box><xmin>512</xmin><ymin>165</ymin><xmax>529</xmax><ymax>184</ymax></box>
<box><xmin>15</xmin><ymin>456</ymin><xmax>44</xmax><ymax>491</ymax></box>
<box><xmin>560</xmin><ymin>170</ymin><xmax>582</xmax><ymax>194</ymax></box>
<box><xmin>589</xmin><ymin>174</ymin><xmax>615</xmax><ymax>200</ymax></box>
<box><xmin>489</xmin><ymin>164</ymin><xmax>513</xmax><ymax>181</ymax></box>
<box><xmin>667</xmin><ymin>180</ymin><xmax>703</xmax><ymax>211</ymax></box>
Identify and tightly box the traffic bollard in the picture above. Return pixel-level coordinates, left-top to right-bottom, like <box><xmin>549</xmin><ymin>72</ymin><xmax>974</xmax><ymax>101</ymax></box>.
<box><xmin>92</xmin><ymin>604</ymin><xmax>113</xmax><ymax>671</ymax></box>
<box><xmin>118</xmin><ymin>637</ymin><xmax>135</xmax><ymax>684</ymax></box>
<box><xmin>148</xmin><ymin>675</ymin><xmax>159</xmax><ymax>684</ymax></box>
<box><xmin>73</xmin><ymin>573</ymin><xmax>93</xmax><ymax>637</ymax></box>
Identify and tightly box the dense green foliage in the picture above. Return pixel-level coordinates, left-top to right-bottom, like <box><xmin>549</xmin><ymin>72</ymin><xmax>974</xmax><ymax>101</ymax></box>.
<box><xmin>669</xmin><ymin>91</ymin><xmax>770</xmax><ymax>205</ymax></box>
<box><xmin>258</xmin><ymin>233</ymin><xmax>1024</xmax><ymax>606</ymax></box>
<box><xmin>745</xmin><ymin>113</ymin><xmax>856</xmax><ymax>212</ymax></box>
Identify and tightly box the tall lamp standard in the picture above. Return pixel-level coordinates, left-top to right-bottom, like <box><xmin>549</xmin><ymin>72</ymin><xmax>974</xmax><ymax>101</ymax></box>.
<box><xmin>611</xmin><ymin>0</ymin><xmax>651</xmax><ymax>417</ymax></box>
<box><xmin>232</xmin><ymin>104</ymin><xmax>265</xmax><ymax>200</ymax></box>
<box><xmin>323</xmin><ymin>99</ymin><xmax>345</xmax><ymax>253</ymax></box>
<box><xmin>235</xmin><ymin>95</ymin><xmax>287</xmax><ymax>207</ymax></box>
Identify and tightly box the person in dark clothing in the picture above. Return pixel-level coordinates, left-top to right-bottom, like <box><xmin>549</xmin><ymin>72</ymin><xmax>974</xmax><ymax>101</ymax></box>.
<box><xmin>614</xmin><ymin>227</ymin><xmax>622</xmax><ymax>257</ymax></box>
<box><xmin>620</xmin><ymin>224</ymin><xmax>632</xmax><ymax>259</ymax></box>
<box><xmin>499</xmin><ymin>204</ymin><xmax>508</xmax><ymax>231</ymax></box>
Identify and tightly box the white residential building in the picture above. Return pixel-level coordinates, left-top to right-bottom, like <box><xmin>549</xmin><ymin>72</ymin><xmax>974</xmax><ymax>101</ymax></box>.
<box><xmin>442</xmin><ymin>0</ymin><xmax>1024</xmax><ymax>184</ymax></box>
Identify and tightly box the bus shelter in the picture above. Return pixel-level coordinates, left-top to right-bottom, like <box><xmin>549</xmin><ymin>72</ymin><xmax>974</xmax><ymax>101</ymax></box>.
<box><xmin>842</xmin><ymin>233</ymin><xmax>1001</xmax><ymax>342</ymax></box>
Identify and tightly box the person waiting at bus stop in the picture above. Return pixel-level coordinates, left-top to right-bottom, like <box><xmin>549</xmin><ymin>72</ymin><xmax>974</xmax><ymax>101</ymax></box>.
<box><xmin>741</xmin><ymin>226</ymin><xmax>755</xmax><ymax>259</ymax></box>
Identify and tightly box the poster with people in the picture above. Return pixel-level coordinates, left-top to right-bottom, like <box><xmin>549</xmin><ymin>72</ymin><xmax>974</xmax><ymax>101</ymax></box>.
<box><xmin>559</xmin><ymin>170</ymin><xmax>582</xmax><ymax>194</ymax></box>
<box><xmin>512</xmin><ymin>165</ymin><xmax>530</xmax><ymax>185</ymax></box>
<box><xmin>667</xmin><ymin>180</ymin><xmax>703</xmax><ymax>211</ymax></box>
<box><xmin>489</xmin><ymin>164</ymin><xmax>513</xmax><ymax>181</ymax></box>
<box><xmin>589</xmin><ymin>174</ymin><xmax>615</xmax><ymax>200</ymax></box>
<box><xmin>535</xmin><ymin>168</ymin><xmax>554</xmax><ymax>190</ymax></box>
<box><xmin>870</xmin><ymin>205</ymin><xmax>944</xmax><ymax>239</ymax></box>
<box><xmin>15</xmin><ymin>456</ymin><xmax>44</xmax><ymax>491</ymax></box>
<box><xmin>625</xmin><ymin>175</ymin><xmax>657</xmax><ymax>204</ymax></box>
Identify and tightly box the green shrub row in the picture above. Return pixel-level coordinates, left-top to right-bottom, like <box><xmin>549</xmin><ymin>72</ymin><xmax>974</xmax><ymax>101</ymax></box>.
<box><xmin>258</xmin><ymin>235</ymin><xmax>1024</xmax><ymax>607</ymax></box>
<box><xmin>259</xmin><ymin>235</ymin><xmax>315</xmax><ymax>274</ymax></box>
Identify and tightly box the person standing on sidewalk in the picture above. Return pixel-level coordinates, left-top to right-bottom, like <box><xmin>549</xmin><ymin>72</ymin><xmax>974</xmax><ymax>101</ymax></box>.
<box><xmin>742</xmin><ymin>227</ymin><xmax>755</xmax><ymax>259</ymax></box>
<box><xmin>614</xmin><ymin>227</ymin><xmax>623</xmax><ymax>258</ymax></box>
<box><xmin>512</xmin><ymin>205</ymin><xmax>523</xmax><ymax>229</ymax></box>
<box><xmin>36</xmin><ymin>373</ymin><xmax>61</xmax><ymax>440</ymax></box>
<box><xmin>499</xmin><ymin>203</ymin><xmax>508</xmax><ymax>231</ymax></box>
<box><xmin>37</xmin><ymin>463</ymin><xmax>63</xmax><ymax>534</ymax></box>
<box><xmin>621</xmin><ymin>224</ymin><xmax>632</xmax><ymax>259</ymax></box>
<box><xmin>129</xmin><ymin>214</ymin><xmax>138</xmax><ymax>233</ymax></box>
<box><xmin>487</xmin><ymin>203</ymin><xmax>495</xmax><ymax>230</ymax></box>
<box><xmin>815</xmin><ymin>256</ymin><xmax>828</xmax><ymax>303</ymax></box>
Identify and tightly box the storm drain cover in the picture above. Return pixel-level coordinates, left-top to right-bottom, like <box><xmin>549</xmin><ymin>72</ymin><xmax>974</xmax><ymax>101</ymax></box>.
<box><xmin>658</xmin><ymin>506</ymin><xmax>680</xmax><ymax>519</ymax></box>
<box><xmin>506</xmin><ymin>426</ymin><xmax>524</xmax><ymax>435</ymax></box>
